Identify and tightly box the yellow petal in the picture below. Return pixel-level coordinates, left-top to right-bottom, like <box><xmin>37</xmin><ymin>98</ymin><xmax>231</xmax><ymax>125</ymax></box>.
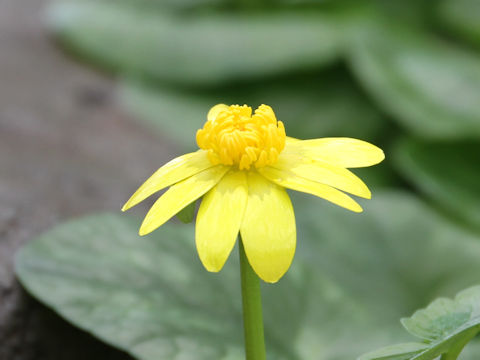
<box><xmin>273</xmin><ymin>152</ymin><xmax>371</xmax><ymax>199</ymax></box>
<box><xmin>196</xmin><ymin>171</ymin><xmax>248</xmax><ymax>272</ymax></box>
<box><xmin>284</xmin><ymin>138</ymin><xmax>385</xmax><ymax>168</ymax></box>
<box><xmin>139</xmin><ymin>165</ymin><xmax>229</xmax><ymax>235</ymax></box>
<box><xmin>207</xmin><ymin>104</ymin><xmax>230</xmax><ymax>122</ymax></box>
<box><xmin>240</xmin><ymin>172</ymin><xmax>296</xmax><ymax>283</ymax></box>
<box><xmin>259</xmin><ymin>167</ymin><xmax>362</xmax><ymax>212</ymax></box>
<box><xmin>122</xmin><ymin>150</ymin><xmax>212</xmax><ymax>211</ymax></box>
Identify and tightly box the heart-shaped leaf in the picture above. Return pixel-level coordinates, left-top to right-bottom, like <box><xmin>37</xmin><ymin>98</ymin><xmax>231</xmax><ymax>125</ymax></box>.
<box><xmin>393</xmin><ymin>139</ymin><xmax>480</xmax><ymax>232</ymax></box>
<box><xmin>15</xmin><ymin>191</ymin><xmax>480</xmax><ymax>359</ymax></box>
<box><xmin>348</xmin><ymin>21</ymin><xmax>480</xmax><ymax>139</ymax></box>
<box><xmin>48</xmin><ymin>1</ymin><xmax>341</xmax><ymax>85</ymax></box>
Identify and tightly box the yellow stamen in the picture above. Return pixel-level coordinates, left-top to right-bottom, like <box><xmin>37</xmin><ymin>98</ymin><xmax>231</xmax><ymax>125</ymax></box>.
<box><xmin>196</xmin><ymin>104</ymin><xmax>286</xmax><ymax>170</ymax></box>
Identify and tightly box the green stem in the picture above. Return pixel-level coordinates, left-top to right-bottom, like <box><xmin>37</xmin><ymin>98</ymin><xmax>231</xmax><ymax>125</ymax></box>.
<box><xmin>239</xmin><ymin>237</ymin><xmax>266</xmax><ymax>360</ymax></box>
<box><xmin>440</xmin><ymin>328</ymin><xmax>478</xmax><ymax>360</ymax></box>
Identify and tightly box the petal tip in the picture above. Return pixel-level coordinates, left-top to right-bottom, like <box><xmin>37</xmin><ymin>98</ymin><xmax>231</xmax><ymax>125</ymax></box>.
<box><xmin>261</xmin><ymin>277</ymin><xmax>280</xmax><ymax>284</ymax></box>
<box><xmin>203</xmin><ymin>263</ymin><xmax>223</xmax><ymax>273</ymax></box>
<box><xmin>358</xmin><ymin>186</ymin><xmax>372</xmax><ymax>200</ymax></box>
<box><xmin>207</xmin><ymin>104</ymin><xmax>229</xmax><ymax>121</ymax></box>
<box><xmin>354</xmin><ymin>206</ymin><xmax>364</xmax><ymax>213</ymax></box>
<box><xmin>253</xmin><ymin>263</ymin><xmax>291</xmax><ymax>284</ymax></box>
<box><xmin>376</xmin><ymin>149</ymin><xmax>386</xmax><ymax>164</ymax></box>
<box><xmin>139</xmin><ymin>223</ymin><xmax>153</xmax><ymax>236</ymax></box>
<box><xmin>197</xmin><ymin>250</ymin><xmax>229</xmax><ymax>273</ymax></box>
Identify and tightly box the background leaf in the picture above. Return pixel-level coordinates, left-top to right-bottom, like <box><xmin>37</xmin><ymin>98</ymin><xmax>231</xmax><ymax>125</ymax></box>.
<box><xmin>15</xmin><ymin>191</ymin><xmax>480</xmax><ymax>360</ymax></box>
<box><xmin>48</xmin><ymin>1</ymin><xmax>342</xmax><ymax>85</ymax></box>
<box><xmin>347</xmin><ymin>20</ymin><xmax>480</xmax><ymax>139</ymax></box>
<box><xmin>393</xmin><ymin>139</ymin><xmax>480</xmax><ymax>232</ymax></box>
<box><xmin>438</xmin><ymin>0</ymin><xmax>480</xmax><ymax>47</ymax></box>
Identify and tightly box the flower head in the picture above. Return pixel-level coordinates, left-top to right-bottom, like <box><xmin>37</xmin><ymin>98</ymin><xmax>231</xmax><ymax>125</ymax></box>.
<box><xmin>197</xmin><ymin>104</ymin><xmax>285</xmax><ymax>170</ymax></box>
<box><xmin>122</xmin><ymin>104</ymin><xmax>384</xmax><ymax>283</ymax></box>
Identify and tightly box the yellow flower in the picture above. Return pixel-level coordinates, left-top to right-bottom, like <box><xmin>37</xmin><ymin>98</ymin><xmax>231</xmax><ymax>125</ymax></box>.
<box><xmin>122</xmin><ymin>104</ymin><xmax>384</xmax><ymax>283</ymax></box>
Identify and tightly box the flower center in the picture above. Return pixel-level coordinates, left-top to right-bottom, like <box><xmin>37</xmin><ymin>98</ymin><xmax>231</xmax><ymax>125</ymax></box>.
<box><xmin>196</xmin><ymin>104</ymin><xmax>286</xmax><ymax>170</ymax></box>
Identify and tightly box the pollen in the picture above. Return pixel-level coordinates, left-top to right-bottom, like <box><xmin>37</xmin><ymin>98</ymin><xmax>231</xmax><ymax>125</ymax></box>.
<box><xmin>196</xmin><ymin>104</ymin><xmax>286</xmax><ymax>170</ymax></box>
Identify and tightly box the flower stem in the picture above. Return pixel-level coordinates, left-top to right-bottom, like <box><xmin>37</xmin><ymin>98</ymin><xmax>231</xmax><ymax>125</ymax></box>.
<box><xmin>239</xmin><ymin>237</ymin><xmax>266</xmax><ymax>360</ymax></box>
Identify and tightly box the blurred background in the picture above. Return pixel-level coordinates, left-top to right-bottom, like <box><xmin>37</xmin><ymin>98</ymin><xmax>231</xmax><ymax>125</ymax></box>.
<box><xmin>1</xmin><ymin>0</ymin><xmax>479</xmax><ymax>359</ymax></box>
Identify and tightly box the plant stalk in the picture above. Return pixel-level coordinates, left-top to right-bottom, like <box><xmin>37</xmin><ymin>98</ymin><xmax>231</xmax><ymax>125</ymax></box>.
<box><xmin>439</xmin><ymin>328</ymin><xmax>478</xmax><ymax>360</ymax></box>
<box><xmin>239</xmin><ymin>237</ymin><xmax>266</xmax><ymax>360</ymax></box>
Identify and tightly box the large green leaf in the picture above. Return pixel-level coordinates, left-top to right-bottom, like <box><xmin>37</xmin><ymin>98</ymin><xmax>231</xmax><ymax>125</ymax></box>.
<box><xmin>120</xmin><ymin>72</ymin><xmax>385</xmax><ymax>151</ymax></box>
<box><xmin>48</xmin><ymin>1</ymin><xmax>341</xmax><ymax>85</ymax></box>
<box><xmin>15</xmin><ymin>191</ymin><xmax>480</xmax><ymax>359</ymax></box>
<box><xmin>438</xmin><ymin>0</ymin><xmax>480</xmax><ymax>47</ymax></box>
<box><xmin>393</xmin><ymin>139</ymin><xmax>480</xmax><ymax>231</ymax></box>
<box><xmin>347</xmin><ymin>20</ymin><xmax>480</xmax><ymax>139</ymax></box>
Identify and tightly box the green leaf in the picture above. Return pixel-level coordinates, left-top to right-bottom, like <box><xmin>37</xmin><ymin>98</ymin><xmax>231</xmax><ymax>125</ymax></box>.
<box><xmin>48</xmin><ymin>1</ymin><xmax>341</xmax><ymax>85</ymax></box>
<box><xmin>411</xmin><ymin>326</ymin><xmax>479</xmax><ymax>360</ymax></box>
<box><xmin>401</xmin><ymin>298</ymin><xmax>472</xmax><ymax>341</ymax></box>
<box><xmin>393</xmin><ymin>139</ymin><xmax>480</xmax><ymax>231</ymax></box>
<box><xmin>438</xmin><ymin>0</ymin><xmax>480</xmax><ymax>47</ymax></box>
<box><xmin>176</xmin><ymin>201</ymin><xmax>196</xmax><ymax>223</ymax></box>
<box><xmin>357</xmin><ymin>343</ymin><xmax>428</xmax><ymax>360</ymax></box>
<box><xmin>360</xmin><ymin>286</ymin><xmax>480</xmax><ymax>360</ymax></box>
<box><xmin>15</xmin><ymin>191</ymin><xmax>480</xmax><ymax>359</ymax></box>
<box><xmin>391</xmin><ymin>325</ymin><xmax>480</xmax><ymax>360</ymax></box>
<box><xmin>348</xmin><ymin>21</ymin><xmax>480</xmax><ymax>139</ymax></box>
<box><xmin>120</xmin><ymin>72</ymin><xmax>385</xmax><ymax>151</ymax></box>
<box><xmin>456</xmin><ymin>285</ymin><xmax>480</xmax><ymax>317</ymax></box>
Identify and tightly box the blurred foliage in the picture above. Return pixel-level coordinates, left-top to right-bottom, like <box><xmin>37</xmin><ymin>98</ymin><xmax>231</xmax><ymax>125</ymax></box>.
<box><xmin>393</xmin><ymin>140</ymin><xmax>480</xmax><ymax>233</ymax></box>
<box><xmin>17</xmin><ymin>0</ymin><xmax>480</xmax><ymax>358</ymax></box>
<box><xmin>15</xmin><ymin>193</ymin><xmax>480</xmax><ymax>360</ymax></box>
<box><xmin>347</xmin><ymin>20</ymin><xmax>480</xmax><ymax>139</ymax></box>
<box><xmin>438</xmin><ymin>0</ymin><xmax>480</xmax><ymax>47</ymax></box>
<box><xmin>48</xmin><ymin>2</ymin><xmax>341</xmax><ymax>85</ymax></box>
